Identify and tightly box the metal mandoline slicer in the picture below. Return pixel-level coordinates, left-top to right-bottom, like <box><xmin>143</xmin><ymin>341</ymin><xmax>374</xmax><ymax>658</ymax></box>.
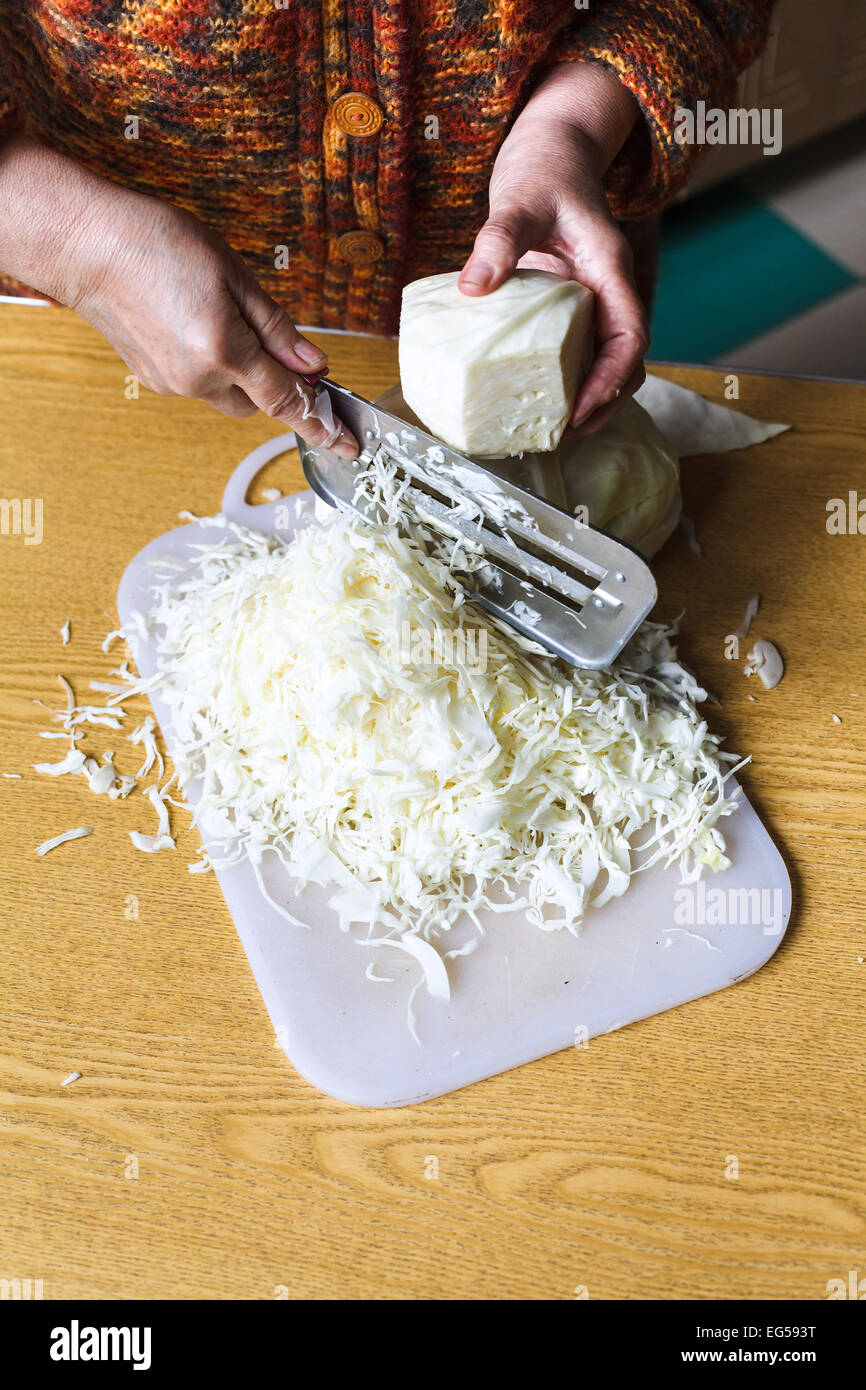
<box><xmin>297</xmin><ymin>379</ymin><xmax>657</xmax><ymax>669</ymax></box>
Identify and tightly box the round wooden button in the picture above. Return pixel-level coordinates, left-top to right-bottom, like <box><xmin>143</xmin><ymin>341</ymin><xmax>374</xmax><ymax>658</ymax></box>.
<box><xmin>335</xmin><ymin>230</ymin><xmax>384</xmax><ymax>264</ymax></box>
<box><xmin>331</xmin><ymin>92</ymin><xmax>383</xmax><ymax>138</ymax></box>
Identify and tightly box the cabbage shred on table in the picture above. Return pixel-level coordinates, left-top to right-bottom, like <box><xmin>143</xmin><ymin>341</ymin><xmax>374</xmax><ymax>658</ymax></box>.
<box><xmin>124</xmin><ymin>449</ymin><xmax>742</xmax><ymax>950</ymax></box>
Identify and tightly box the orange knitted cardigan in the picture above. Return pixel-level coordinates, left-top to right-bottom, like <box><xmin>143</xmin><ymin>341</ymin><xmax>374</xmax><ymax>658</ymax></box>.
<box><xmin>0</xmin><ymin>2</ymin><xmax>773</xmax><ymax>333</ymax></box>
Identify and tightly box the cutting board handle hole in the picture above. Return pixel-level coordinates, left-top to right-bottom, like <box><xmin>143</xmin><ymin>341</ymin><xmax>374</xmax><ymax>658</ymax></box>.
<box><xmin>221</xmin><ymin>433</ymin><xmax>300</xmax><ymax>523</ymax></box>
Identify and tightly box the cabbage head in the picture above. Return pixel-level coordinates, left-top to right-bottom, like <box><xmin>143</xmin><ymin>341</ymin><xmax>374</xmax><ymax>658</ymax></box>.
<box><xmin>531</xmin><ymin>400</ymin><xmax>681</xmax><ymax>558</ymax></box>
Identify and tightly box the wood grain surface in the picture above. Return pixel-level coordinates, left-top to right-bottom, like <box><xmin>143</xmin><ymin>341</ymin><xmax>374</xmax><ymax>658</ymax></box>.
<box><xmin>0</xmin><ymin>305</ymin><xmax>864</xmax><ymax>1301</ymax></box>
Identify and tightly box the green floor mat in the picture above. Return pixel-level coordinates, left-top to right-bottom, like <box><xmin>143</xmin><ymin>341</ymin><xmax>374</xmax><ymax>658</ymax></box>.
<box><xmin>651</xmin><ymin>183</ymin><xmax>856</xmax><ymax>362</ymax></box>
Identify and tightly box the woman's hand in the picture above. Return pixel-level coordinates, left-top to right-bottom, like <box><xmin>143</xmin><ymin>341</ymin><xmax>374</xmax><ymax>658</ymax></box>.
<box><xmin>0</xmin><ymin>133</ymin><xmax>358</xmax><ymax>456</ymax></box>
<box><xmin>459</xmin><ymin>62</ymin><xmax>649</xmax><ymax>435</ymax></box>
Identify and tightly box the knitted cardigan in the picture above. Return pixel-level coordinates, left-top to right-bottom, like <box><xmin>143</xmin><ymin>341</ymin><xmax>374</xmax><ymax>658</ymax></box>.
<box><xmin>0</xmin><ymin>1</ymin><xmax>773</xmax><ymax>334</ymax></box>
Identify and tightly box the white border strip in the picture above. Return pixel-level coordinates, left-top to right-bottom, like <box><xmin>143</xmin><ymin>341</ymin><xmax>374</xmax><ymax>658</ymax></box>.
<box><xmin>297</xmin><ymin>323</ymin><xmax>395</xmax><ymax>340</ymax></box>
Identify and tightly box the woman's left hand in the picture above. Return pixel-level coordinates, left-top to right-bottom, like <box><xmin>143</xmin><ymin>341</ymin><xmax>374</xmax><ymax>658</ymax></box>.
<box><xmin>459</xmin><ymin>61</ymin><xmax>649</xmax><ymax>436</ymax></box>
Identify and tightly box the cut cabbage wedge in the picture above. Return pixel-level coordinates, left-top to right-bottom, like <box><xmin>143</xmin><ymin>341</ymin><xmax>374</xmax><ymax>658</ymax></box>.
<box><xmin>399</xmin><ymin>269</ymin><xmax>594</xmax><ymax>457</ymax></box>
<box><xmin>297</xmin><ymin>380</ymin><xmax>657</xmax><ymax>670</ymax></box>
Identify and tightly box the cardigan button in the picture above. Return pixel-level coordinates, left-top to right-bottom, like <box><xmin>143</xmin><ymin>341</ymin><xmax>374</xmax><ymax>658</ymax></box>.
<box><xmin>335</xmin><ymin>230</ymin><xmax>384</xmax><ymax>264</ymax></box>
<box><xmin>331</xmin><ymin>92</ymin><xmax>383</xmax><ymax>138</ymax></box>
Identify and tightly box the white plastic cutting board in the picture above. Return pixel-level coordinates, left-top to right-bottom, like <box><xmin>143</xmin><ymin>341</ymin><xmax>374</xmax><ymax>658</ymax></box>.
<box><xmin>118</xmin><ymin>433</ymin><xmax>792</xmax><ymax>1107</ymax></box>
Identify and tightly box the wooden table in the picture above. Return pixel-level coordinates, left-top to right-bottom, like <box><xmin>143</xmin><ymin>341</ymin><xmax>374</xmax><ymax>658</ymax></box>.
<box><xmin>1</xmin><ymin>305</ymin><xmax>864</xmax><ymax>1301</ymax></box>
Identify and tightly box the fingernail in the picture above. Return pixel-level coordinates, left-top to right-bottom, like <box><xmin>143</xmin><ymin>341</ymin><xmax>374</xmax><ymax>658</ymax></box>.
<box><xmin>461</xmin><ymin>261</ymin><xmax>494</xmax><ymax>290</ymax></box>
<box><xmin>295</xmin><ymin>338</ymin><xmax>327</xmax><ymax>366</ymax></box>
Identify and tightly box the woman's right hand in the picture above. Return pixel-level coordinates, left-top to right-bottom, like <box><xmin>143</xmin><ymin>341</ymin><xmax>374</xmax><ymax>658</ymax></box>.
<box><xmin>0</xmin><ymin>132</ymin><xmax>358</xmax><ymax>456</ymax></box>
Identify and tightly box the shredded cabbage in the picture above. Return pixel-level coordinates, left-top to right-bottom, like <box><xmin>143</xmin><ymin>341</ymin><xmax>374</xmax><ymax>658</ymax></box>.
<box><xmin>127</xmin><ymin>452</ymin><xmax>741</xmax><ymax>955</ymax></box>
<box><xmin>129</xmin><ymin>784</ymin><xmax>175</xmax><ymax>853</ymax></box>
<box><xmin>35</xmin><ymin>826</ymin><xmax>93</xmax><ymax>857</ymax></box>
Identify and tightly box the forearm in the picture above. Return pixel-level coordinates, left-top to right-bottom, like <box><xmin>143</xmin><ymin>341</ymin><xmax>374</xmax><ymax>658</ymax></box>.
<box><xmin>516</xmin><ymin>61</ymin><xmax>640</xmax><ymax>177</ymax></box>
<box><xmin>0</xmin><ymin>131</ymin><xmax>123</xmax><ymax>305</ymax></box>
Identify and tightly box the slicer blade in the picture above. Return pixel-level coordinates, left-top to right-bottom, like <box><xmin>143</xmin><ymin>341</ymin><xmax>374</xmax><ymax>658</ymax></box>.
<box><xmin>297</xmin><ymin>379</ymin><xmax>657</xmax><ymax>669</ymax></box>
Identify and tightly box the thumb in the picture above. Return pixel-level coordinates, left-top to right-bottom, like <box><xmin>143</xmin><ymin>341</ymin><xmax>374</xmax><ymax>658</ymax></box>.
<box><xmin>458</xmin><ymin>205</ymin><xmax>547</xmax><ymax>296</ymax></box>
